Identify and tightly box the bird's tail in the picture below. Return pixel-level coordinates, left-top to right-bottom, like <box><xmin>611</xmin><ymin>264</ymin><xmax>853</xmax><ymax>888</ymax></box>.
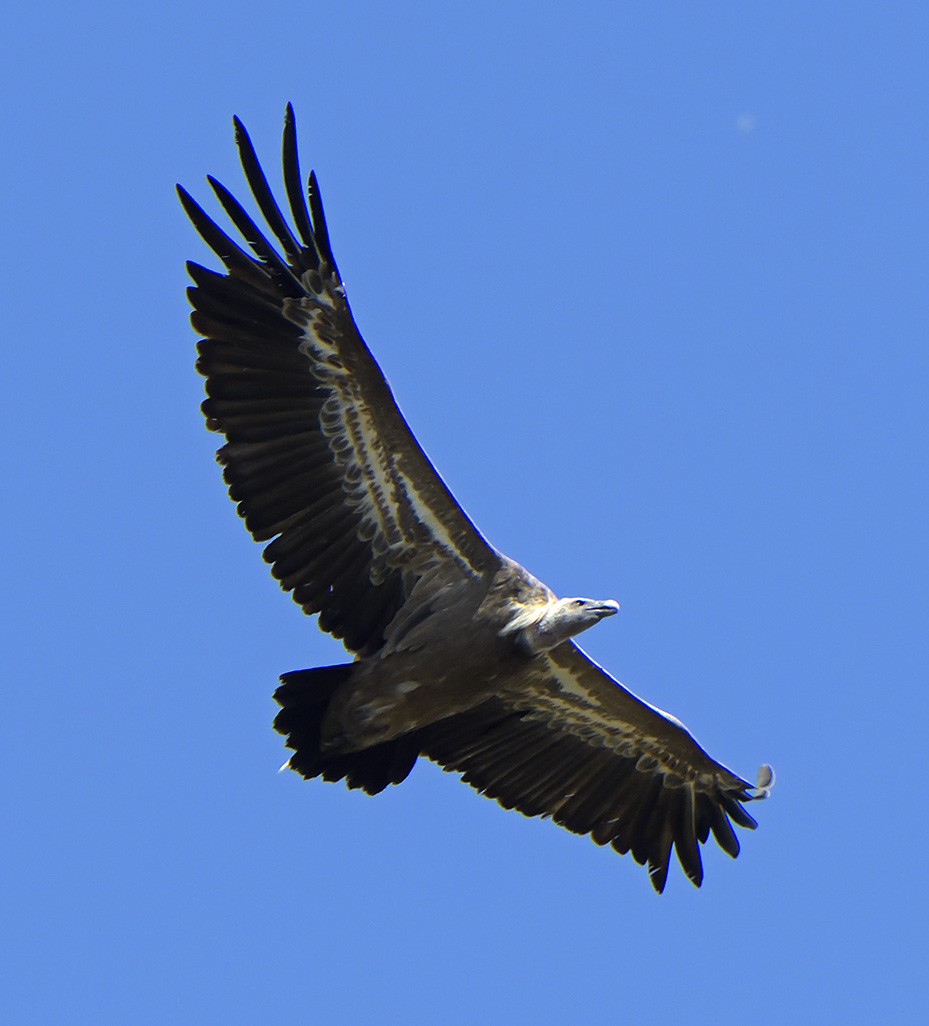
<box><xmin>273</xmin><ymin>665</ymin><xmax>421</xmax><ymax>795</ymax></box>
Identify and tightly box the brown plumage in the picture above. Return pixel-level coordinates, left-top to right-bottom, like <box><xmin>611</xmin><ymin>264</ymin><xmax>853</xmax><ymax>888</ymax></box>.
<box><xmin>180</xmin><ymin>105</ymin><xmax>772</xmax><ymax>893</ymax></box>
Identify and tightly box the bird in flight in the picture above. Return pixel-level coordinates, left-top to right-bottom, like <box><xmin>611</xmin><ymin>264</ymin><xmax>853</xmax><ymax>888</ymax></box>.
<box><xmin>179</xmin><ymin>105</ymin><xmax>772</xmax><ymax>893</ymax></box>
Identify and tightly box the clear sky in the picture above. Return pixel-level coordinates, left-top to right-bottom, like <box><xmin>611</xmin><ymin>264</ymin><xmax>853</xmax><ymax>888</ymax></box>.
<box><xmin>2</xmin><ymin>3</ymin><xmax>926</xmax><ymax>1023</ymax></box>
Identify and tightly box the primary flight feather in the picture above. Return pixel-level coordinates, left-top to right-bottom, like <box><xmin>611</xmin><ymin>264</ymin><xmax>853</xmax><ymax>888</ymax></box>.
<box><xmin>180</xmin><ymin>105</ymin><xmax>772</xmax><ymax>893</ymax></box>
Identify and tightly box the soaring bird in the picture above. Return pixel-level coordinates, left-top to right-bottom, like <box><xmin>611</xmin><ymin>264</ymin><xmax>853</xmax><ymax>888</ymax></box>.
<box><xmin>179</xmin><ymin>106</ymin><xmax>772</xmax><ymax>893</ymax></box>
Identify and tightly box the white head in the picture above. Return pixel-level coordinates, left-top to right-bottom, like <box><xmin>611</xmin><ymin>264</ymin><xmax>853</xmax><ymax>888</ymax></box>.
<box><xmin>508</xmin><ymin>596</ymin><xmax>620</xmax><ymax>654</ymax></box>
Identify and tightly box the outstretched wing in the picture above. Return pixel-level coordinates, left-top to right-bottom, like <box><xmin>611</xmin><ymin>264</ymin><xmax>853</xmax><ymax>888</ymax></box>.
<box><xmin>421</xmin><ymin>641</ymin><xmax>772</xmax><ymax>892</ymax></box>
<box><xmin>180</xmin><ymin>106</ymin><xmax>499</xmax><ymax>655</ymax></box>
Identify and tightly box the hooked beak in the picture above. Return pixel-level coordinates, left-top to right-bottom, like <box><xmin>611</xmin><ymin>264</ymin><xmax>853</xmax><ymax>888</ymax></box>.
<box><xmin>591</xmin><ymin>600</ymin><xmax>620</xmax><ymax>619</ymax></box>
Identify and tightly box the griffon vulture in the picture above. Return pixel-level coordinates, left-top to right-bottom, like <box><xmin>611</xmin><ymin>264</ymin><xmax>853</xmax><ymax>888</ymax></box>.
<box><xmin>179</xmin><ymin>106</ymin><xmax>772</xmax><ymax>892</ymax></box>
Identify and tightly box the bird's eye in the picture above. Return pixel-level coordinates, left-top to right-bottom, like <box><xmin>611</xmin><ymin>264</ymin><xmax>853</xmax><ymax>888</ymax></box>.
<box><xmin>573</xmin><ymin>600</ymin><xmax>585</xmax><ymax>608</ymax></box>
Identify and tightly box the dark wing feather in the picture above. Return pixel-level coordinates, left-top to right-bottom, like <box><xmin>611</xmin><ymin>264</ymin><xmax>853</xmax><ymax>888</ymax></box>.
<box><xmin>421</xmin><ymin>641</ymin><xmax>770</xmax><ymax>892</ymax></box>
<box><xmin>181</xmin><ymin>107</ymin><xmax>499</xmax><ymax>655</ymax></box>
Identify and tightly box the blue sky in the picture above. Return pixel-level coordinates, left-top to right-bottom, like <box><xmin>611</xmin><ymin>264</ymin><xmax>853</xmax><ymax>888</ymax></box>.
<box><xmin>3</xmin><ymin>3</ymin><xmax>927</xmax><ymax>1023</ymax></box>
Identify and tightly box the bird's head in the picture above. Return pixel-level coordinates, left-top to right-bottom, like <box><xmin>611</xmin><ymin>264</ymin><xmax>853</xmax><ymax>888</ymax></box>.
<box><xmin>515</xmin><ymin>596</ymin><xmax>620</xmax><ymax>653</ymax></box>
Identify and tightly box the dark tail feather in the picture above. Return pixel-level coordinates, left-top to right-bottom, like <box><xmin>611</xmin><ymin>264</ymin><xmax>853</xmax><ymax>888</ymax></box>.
<box><xmin>273</xmin><ymin>665</ymin><xmax>421</xmax><ymax>795</ymax></box>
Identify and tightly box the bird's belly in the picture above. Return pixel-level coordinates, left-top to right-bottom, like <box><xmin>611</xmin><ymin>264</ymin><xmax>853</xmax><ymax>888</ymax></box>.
<box><xmin>321</xmin><ymin>633</ymin><xmax>523</xmax><ymax>751</ymax></box>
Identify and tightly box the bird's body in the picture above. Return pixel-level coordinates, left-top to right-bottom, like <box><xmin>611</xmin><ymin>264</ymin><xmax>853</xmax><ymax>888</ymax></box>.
<box><xmin>320</xmin><ymin>562</ymin><xmax>529</xmax><ymax>749</ymax></box>
<box><xmin>317</xmin><ymin>558</ymin><xmax>619</xmax><ymax>750</ymax></box>
<box><xmin>180</xmin><ymin>106</ymin><xmax>771</xmax><ymax>892</ymax></box>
